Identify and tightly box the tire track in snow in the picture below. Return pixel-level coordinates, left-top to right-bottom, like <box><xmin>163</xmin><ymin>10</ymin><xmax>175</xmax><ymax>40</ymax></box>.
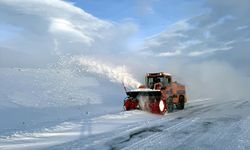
<box><xmin>120</xmin><ymin>118</ymin><xmax>198</xmax><ymax>150</ymax></box>
<box><xmin>111</xmin><ymin>99</ymin><xmax>234</xmax><ymax>150</ymax></box>
<box><xmin>119</xmin><ymin>99</ymin><xmax>249</xmax><ymax>150</ymax></box>
<box><xmin>78</xmin><ymin>115</ymin><xmax>175</xmax><ymax>149</ymax></box>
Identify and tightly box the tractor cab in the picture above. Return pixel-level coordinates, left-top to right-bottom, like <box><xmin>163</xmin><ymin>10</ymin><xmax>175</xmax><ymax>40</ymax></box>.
<box><xmin>145</xmin><ymin>72</ymin><xmax>172</xmax><ymax>89</ymax></box>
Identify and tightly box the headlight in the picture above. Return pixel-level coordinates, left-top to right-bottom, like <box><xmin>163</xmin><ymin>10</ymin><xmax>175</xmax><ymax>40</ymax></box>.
<box><xmin>159</xmin><ymin>100</ymin><xmax>164</xmax><ymax>111</ymax></box>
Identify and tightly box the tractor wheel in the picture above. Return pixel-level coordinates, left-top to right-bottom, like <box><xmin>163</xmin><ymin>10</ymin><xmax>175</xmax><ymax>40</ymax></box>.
<box><xmin>176</xmin><ymin>96</ymin><xmax>185</xmax><ymax>110</ymax></box>
<box><xmin>166</xmin><ymin>96</ymin><xmax>174</xmax><ymax>113</ymax></box>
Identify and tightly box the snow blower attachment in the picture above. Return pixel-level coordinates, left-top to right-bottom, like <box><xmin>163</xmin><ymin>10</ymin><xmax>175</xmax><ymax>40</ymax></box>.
<box><xmin>123</xmin><ymin>72</ymin><xmax>187</xmax><ymax>115</ymax></box>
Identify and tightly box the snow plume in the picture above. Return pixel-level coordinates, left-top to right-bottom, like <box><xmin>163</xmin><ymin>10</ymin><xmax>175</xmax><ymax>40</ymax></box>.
<box><xmin>137</xmin><ymin>94</ymin><xmax>150</xmax><ymax>111</ymax></box>
<box><xmin>69</xmin><ymin>56</ymin><xmax>141</xmax><ymax>89</ymax></box>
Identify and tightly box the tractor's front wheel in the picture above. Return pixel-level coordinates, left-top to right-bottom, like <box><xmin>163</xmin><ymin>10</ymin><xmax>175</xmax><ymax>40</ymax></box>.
<box><xmin>166</xmin><ymin>96</ymin><xmax>174</xmax><ymax>113</ymax></box>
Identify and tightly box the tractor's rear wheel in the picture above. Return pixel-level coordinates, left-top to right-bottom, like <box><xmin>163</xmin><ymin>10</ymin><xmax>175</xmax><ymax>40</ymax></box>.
<box><xmin>176</xmin><ymin>96</ymin><xmax>185</xmax><ymax>110</ymax></box>
<box><xmin>166</xmin><ymin>96</ymin><xmax>173</xmax><ymax>113</ymax></box>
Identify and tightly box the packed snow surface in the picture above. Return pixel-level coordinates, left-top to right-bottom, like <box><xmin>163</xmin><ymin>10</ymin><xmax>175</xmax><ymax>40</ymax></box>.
<box><xmin>1</xmin><ymin>98</ymin><xmax>250</xmax><ymax>150</ymax></box>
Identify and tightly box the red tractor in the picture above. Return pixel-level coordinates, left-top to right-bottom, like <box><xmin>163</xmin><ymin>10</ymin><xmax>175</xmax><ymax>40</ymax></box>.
<box><xmin>123</xmin><ymin>72</ymin><xmax>187</xmax><ymax>115</ymax></box>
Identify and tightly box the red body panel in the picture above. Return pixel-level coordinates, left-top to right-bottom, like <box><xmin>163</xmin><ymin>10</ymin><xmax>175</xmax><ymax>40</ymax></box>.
<box><xmin>124</xmin><ymin>97</ymin><xmax>167</xmax><ymax>115</ymax></box>
<box><xmin>124</xmin><ymin>98</ymin><xmax>139</xmax><ymax>110</ymax></box>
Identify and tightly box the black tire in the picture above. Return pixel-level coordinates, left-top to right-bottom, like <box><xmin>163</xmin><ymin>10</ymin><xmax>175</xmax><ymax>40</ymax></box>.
<box><xmin>166</xmin><ymin>96</ymin><xmax>174</xmax><ymax>113</ymax></box>
<box><xmin>176</xmin><ymin>96</ymin><xmax>185</xmax><ymax>110</ymax></box>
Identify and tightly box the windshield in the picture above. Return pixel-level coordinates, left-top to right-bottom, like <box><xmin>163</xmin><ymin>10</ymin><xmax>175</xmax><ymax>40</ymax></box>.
<box><xmin>146</xmin><ymin>76</ymin><xmax>171</xmax><ymax>89</ymax></box>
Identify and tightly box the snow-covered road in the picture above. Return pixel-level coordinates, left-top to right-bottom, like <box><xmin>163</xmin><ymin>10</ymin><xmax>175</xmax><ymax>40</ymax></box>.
<box><xmin>1</xmin><ymin>98</ymin><xmax>250</xmax><ymax>150</ymax></box>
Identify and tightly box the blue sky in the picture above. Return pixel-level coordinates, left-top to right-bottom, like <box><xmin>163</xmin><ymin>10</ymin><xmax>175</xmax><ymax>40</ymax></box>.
<box><xmin>67</xmin><ymin>0</ymin><xmax>206</xmax><ymax>37</ymax></box>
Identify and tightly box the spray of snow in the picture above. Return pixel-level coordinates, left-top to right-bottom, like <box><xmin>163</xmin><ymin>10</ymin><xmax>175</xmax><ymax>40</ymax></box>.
<box><xmin>69</xmin><ymin>56</ymin><xmax>141</xmax><ymax>89</ymax></box>
<box><xmin>137</xmin><ymin>94</ymin><xmax>147</xmax><ymax>110</ymax></box>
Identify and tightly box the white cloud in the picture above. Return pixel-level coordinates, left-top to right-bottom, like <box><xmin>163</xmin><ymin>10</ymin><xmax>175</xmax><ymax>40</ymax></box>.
<box><xmin>244</xmin><ymin>38</ymin><xmax>250</xmax><ymax>42</ymax></box>
<box><xmin>0</xmin><ymin>0</ymin><xmax>109</xmax><ymax>49</ymax></box>
<box><xmin>0</xmin><ymin>0</ymin><xmax>138</xmax><ymax>67</ymax></box>
<box><xmin>158</xmin><ymin>50</ymin><xmax>181</xmax><ymax>57</ymax></box>
<box><xmin>140</xmin><ymin>20</ymin><xmax>190</xmax><ymax>55</ymax></box>
<box><xmin>207</xmin><ymin>15</ymin><xmax>234</xmax><ymax>28</ymax></box>
<box><xmin>236</xmin><ymin>25</ymin><xmax>248</xmax><ymax>31</ymax></box>
<box><xmin>144</xmin><ymin>20</ymin><xmax>190</xmax><ymax>41</ymax></box>
<box><xmin>49</xmin><ymin>18</ymin><xmax>94</xmax><ymax>45</ymax></box>
<box><xmin>188</xmin><ymin>46</ymin><xmax>232</xmax><ymax>57</ymax></box>
<box><xmin>224</xmin><ymin>40</ymin><xmax>237</xmax><ymax>46</ymax></box>
<box><xmin>135</xmin><ymin>0</ymin><xmax>157</xmax><ymax>15</ymax></box>
<box><xmin>140</xmin><ymin>4</ymin><xmax>250</xmax><ymax>60</ymax></box>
